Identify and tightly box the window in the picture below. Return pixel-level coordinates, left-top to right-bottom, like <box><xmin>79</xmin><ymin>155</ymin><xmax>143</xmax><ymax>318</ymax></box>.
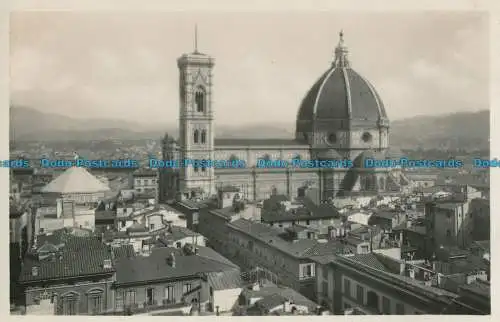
<box><xmin>121</xmin><ymin>221</ymin><xmax>126</xmax><ymax>227</ymax></box>
<box><xmin>262</xmin><ymin>154</ymin><xmax>271</xmax><ymax>161</ymax></box>
<box><xmin>322</xmin><ymin>281</ymin><xmax>328</xmax><ymax>297</ymax></box>
<box><xmin>396</xmin><ymin>303</ymin><xmax>405</xmax><ymax>314</ymax></box>
<box><xmin>362</xmin><ymin>132</ymin><xmax>373</xmax><ymax>143</ymax></box>
<box><xmin>183</xmin><ymin>283</ymin><xmax>192</xmax><ymax>294</ymax></box>
<box><xmin>146</xmin><ymin>288</ymin><xmax>155</xmax><ymax>306</ymax></box>
<box><xmin>306</xmin><ymin>220</ymin><xmax>310</xmax><ymax>225</ymax></box>
<box><xmin>195</xmin><ymin>86</ymin><xmax>206</xmax><ymax>112</ymax></box>
<box><xmin>366</xmin><ymin>291</ymin><xmax>378</xmax><ymax>310</ymax></box>
<box><xmin>382</xmin><ymin>296</ymin><xmax>391</xmax><ymax>314</ymax></box>
<box><xmin>62</xmin><ymin>293</ymin><xmax>78</xmax><ymax>315</ymax></box>
<box><xmin>193</xmin><ymin>164</ymin><xmax>199</xmax><ymax>173</ymax></box>
<box><xmin>125</xmin><ymin>290</ymin><xmax>136</xmax><ymax>306</ymax></box>
<box><xmin>327</xmin><ymin>133</ymin><xmax>337</xmax><ymax>144</ymax></box>
<box><xmin>150</xmin><ymin>224</ymin><xmax>155</xmax><ymax>230</ymax></box>
<box><xmin>176</xmin><ymin>242</ymin><xmax>182</xmax><ymax>248</ymax></box>
<box><xmin>88</xmin><ymin>292</ymin><xmax>103</xmax><ymax>315</ymax></box>
<box><xmin>446</xmin><ymin>230</ymin><xmax>451</xmax><ymax>238</ymax></box>
<box><xmin>322</xmin><ymin>265</ymin><xmax>329</xmax><ymax>279</ymax></box>
<box><xmin>123</xmin><ymin>208</ymin><xmax>127</xmax><ymax>213</ymax></box>
<box><xmin>164</xmin><ymin>286</ymin><xmax>174</xmax><ymax>302</ymax></box>
<box><xmin>356</xmin><ymin>285</ymin><xmax>364</xmax><ymax>304</ymax></box>
<box><xmin>201</xmin><ymin>130</ymin><xmax>207</xmax><ymax>144</ymax></box>
<box><xmin>193</xmin><ymin>130</ymin><xmax>199</xmax><ymax>143</ymax></box>
<box><xmin>303</xmin><ymin>264</ymin><xmax>313</xmax><ymax>277</ymax></box>
<box><xmin>343</xmin><ymin>278</ymin><xmax>351</xmax><ymax>297</ymax></box>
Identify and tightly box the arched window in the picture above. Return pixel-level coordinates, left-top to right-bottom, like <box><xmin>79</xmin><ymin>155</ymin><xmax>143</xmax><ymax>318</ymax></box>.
<box><xmin>195</xmin><ymin>86</ymin><xmax>206</xmax><ymax>113</ymax></box>
<box><xmin>201</xmin><ymin>130</ymin><xmax>207</xmax><ymax>144</ymax></box>
<box><xmin>229</xmin><ymin>154</ymin><xmax>238</xmax><ymax>162</ymax></box>
<box><xmin>262</xmin><ymin>154</ymin><xmax>271</xmax><ymax>161</ymax></box>
<box><xmin>293</xmin><ymin>154</ymin><xmax>301</xmax><ymax>160</ymax></box>
<box><xmin>193</xmin><ymin>130</ymin><xmax>199</xmax><ymax>143</ymax></box>
<box><xmin>379</xmin><ymin>177</ymin><xmax>385</xmax><ymax>190</ymax></box>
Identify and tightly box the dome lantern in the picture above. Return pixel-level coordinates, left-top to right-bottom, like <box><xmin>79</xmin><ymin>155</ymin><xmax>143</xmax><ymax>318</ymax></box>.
<box><xmin>333</xmin><ymin>30</ymin><xmax>350</xmax><ymax>68</ymax></box>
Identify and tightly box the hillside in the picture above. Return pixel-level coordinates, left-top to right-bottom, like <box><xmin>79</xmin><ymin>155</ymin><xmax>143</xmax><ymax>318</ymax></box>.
<box><xmin>389</xmin><ymin>110</ymin><xmax>489</xmax><ymax>150</ymax></box>
<box><xmin>9</xmin><ymin>106</ymin><xmax>489</xmax><ymax>150</ymax></box>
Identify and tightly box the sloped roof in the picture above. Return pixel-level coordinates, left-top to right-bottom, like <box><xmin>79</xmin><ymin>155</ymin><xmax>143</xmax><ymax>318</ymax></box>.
<box><xmin>19</xmin><ymin>234</ymin><xmax>114</xmax><ymax>283</ymax></box>
<box><xmin>114</xmin><ymin>246</ymin><xmax>239</xmax><ymax>285</ymax></box>
<box><xmin>41</xmin><ymin>166</ymin><xmax>110</xmax><ymax>194</ymax></box>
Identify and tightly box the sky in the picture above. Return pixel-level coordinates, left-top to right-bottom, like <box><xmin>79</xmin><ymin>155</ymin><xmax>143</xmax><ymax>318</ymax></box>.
<box><xmin>9</xmin><ymin>11</ymin><xmax>490</xmax><ymax>126</ymax></box>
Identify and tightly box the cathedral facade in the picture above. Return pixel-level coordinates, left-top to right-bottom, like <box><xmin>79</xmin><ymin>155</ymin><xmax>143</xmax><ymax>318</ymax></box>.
<box><xmin>159</xmin><ymin>31</ymin><xmax>406</xmax><ymax>202</ymax></box>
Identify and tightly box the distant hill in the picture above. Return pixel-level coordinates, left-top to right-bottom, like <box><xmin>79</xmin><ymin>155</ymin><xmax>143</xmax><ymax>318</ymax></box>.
<box><xmin>389</xmin><ymin>110</ymin><xmax>489</xmax><ymax>150</ymax></box>
<box><xmin>10</xmin><ymin>106</ymin><xmax>489</xmax><ymax>150</ymax></box>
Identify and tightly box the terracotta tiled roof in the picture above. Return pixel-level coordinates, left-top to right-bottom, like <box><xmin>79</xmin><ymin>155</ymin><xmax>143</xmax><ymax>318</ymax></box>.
<box><xmin>114</xmin><ymin>246</ymin><xmax>238</xmax><ymax>286</ymax></box>
<box><xmin>346</xmin><ymin>253</ymin><xmax>390</xmax><ymax>272</ymax></box>
<box><xmin>19</xmin><ymin>235</ymin><xmax>114</xmax><ymax>283</ymax></box>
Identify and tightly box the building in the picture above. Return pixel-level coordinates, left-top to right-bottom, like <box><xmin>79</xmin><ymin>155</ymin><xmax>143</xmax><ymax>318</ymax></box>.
<box><xmin>260</xmin><ymin>195</ymin><xmax>342</xmax><ymax>235</ymax></box>
<box><xmin>424</xmin><ymin>186</ymin><xmax>486</xmax><ymax>252</ymax></box>
<box><xmin>238</xmin><ymin>282</ymin><xmax>319</xmax><ymax>316</ymax></box>
<box><xmin>224</xmin><ymin>218</ymin><xmax>354</xmax><ymax>300</ymax></box>
<box><xmin>314</xmin><ymin>254</ymin><xmax>459</xmax><ymax>315</ymax></box>
<box><xmin>160</xmin><ymin>31</ymin><xmax>408</xmax><ymax>203</ymax></box>
<box><xmin>111</xmin><ymin>245</ymin><xmax>242</xmax><ymax>315</ymax></box>
<box><xmin>19</xmin><ymin>231</ymin><xmax>116</xmax><ymax>315</ymax></box>
<box><xmin>469</xmin><ymin>198</ymin><xmax>489</xmax><ymax>241</ymax></box>
<box><xmin>40</xmin><ymin>166</ymin><xmax>110</xmax><ymax>204</ymax></box>
<box><xmin>444</xmin><ymin>280</ymin><xmax>490</xmax><ymax>314</ymax></box>
<box><xmin>10</xmin><ymin>205</ymin><xmax>31</xmax><ymax>305</ymax></box>
<box><xmin>130</xmin><ymin>168</ymin><xmax>158</xmax><ymax>199</ymax></box>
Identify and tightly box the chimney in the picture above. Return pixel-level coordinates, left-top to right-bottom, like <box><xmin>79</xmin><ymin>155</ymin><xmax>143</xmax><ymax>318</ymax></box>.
<box><xmin>194</xmin><ymin>247</ymin><xmax>199</xmax><ymax>255</ymax></box>
<box><xmin>103</xmin><ymin>259</ymin><xmax>112</xmax><ymax>269</ymax></box>
<box><xmin>167</xmin><ymin>252</ymin><xmax>176</xmax><ymax>268</ymax></box>
<box><xmin>283</xmin><ymin>300</ymin><xmax>291</xmax><ymax>313</ymax></box>
<box><xmin>327</xmin><ymin>226</ymin><xmax>335</xmax><ymax>240</ymax></box>
<box><xmin>32</xmin><ymin>266</ymin><xmax>39</xmax><ymax>277</ymax></box>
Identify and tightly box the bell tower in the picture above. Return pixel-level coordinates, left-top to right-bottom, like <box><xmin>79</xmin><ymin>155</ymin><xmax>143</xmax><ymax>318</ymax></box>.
<box><xmin>177</xmin><ymin>25</ymin><xmax>215</xmax><ymax>199</ymax></box>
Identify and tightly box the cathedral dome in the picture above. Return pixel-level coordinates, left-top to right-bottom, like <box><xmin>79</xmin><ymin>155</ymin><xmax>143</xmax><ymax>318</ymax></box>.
<box><xmin>296</xmin><ymin>31</ymin><xmax>388</xmax><ymax>133</ymax></box>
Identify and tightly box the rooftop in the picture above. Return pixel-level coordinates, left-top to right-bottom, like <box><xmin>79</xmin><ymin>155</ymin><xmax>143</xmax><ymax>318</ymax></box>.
<box><xmin>41</xmin><ymin>166</ymin><xmax>110</xmax><ymax>194</ymax></box>
<box><xmin>241</xmin><ymin>283</ymin><xmax>317</xmax><ymax>312</ymax></box>
<box><xmin>19</xmin><ymin>233</ymin><xmax>114</xmax><ymax>284</ymax></box>
<box><xmin>228</xmin><ymin>219</ymin><xmax>351</xmax><ymax>258</ymax></box>
<box><xmin>261</xmin><ymin>196</ymin><xmax>340</xmax><ymax>223</ymax></box>
<box><xmin>114</xmin><ymin>246</ymin><xmax>239</xmax><ymax>286</ymax></box>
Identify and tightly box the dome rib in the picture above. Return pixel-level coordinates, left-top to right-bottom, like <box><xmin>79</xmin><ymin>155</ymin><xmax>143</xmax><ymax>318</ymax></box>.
<box><xmin>312</xmin><ymin>66</ymin><xmax>339</xmax><ymax>117</ymax></box>
<box><xmin>342</xmin><ymin>67</ymin><xmax>353</xmax><ymax>118</ymax></box>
